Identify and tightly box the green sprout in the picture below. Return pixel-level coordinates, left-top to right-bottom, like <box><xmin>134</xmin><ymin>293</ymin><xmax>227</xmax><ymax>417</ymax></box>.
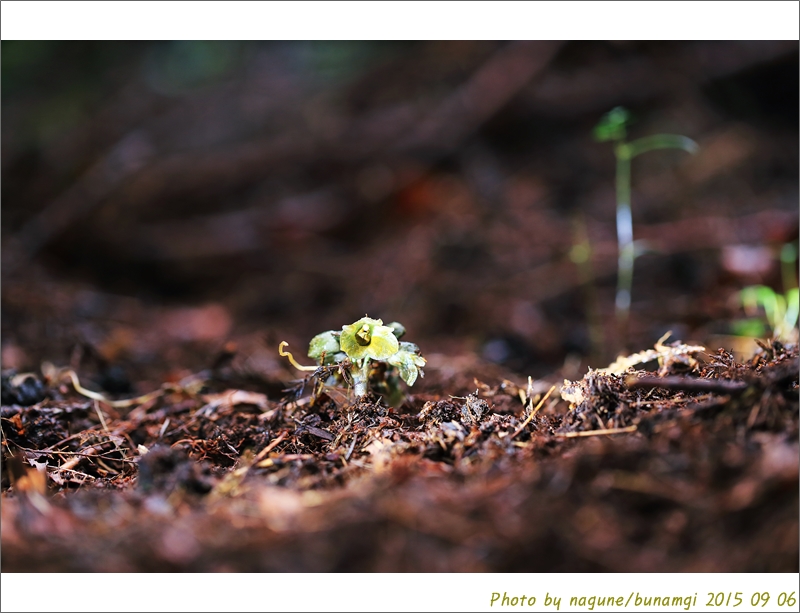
<box><xmin>734</xmin><ymin>242</ymin><xmax>799</xmax><ymax>344</ymax></box>
<box><xmin>737</xmin><ymin>286</ymin><xmax>799</xmax><ymax>343</ymax></box>
<box><xmin>594</xmin><ymin>107</ymin><xmax>699</xmax><ymax>339</ymax></box>
<box><xmin>280</xmin><ymin>316</ymin><xmax>425</xmax><ymax>401</ymax></box>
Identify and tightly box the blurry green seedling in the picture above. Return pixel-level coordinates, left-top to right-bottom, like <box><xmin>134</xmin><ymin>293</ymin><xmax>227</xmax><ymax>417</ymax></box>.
<box><xmin>736</xmin><ymin>285</ymin><xmax>799</xmax><ymax>343</ymax></box>
<box><xmin>280</xmin><ymin>316</ymin><xmax>425</xmax><ymax>404</ymax></box>
<box><xmin>733</xmin><ymin>242</ymin><xmax>799</xmax><ymax>344</ymax></box>
<box><xmin>594</xmin><ymin>107</ymin><xmax>699</xmax><ymax>339</ymax></box>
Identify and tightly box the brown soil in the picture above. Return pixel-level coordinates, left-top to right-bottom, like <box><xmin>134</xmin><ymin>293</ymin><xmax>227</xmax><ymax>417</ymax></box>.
<box><xmin>2</xmin><ymin>337</ymin><xmax>797</xmax><ymax>572</ymax></box>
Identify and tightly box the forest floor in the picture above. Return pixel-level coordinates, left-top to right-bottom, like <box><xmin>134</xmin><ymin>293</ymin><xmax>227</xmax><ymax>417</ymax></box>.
<box><xmin>2</xmin><ymin>329</ymin><xmax>797</xmax><ymax>572</ymax></box>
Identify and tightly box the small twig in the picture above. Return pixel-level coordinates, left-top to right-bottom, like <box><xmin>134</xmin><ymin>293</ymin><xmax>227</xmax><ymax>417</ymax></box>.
<box><xmin>555</xmin><ymin>425</ymin><xmax>638</xmax><ymax>438</ymax></box>
<box><xmin>94</xmin><ymin>399</ymin><xmax>110</xmax><ymax>434</ymax></box>
<box><xmin>345</xmin><ymin>433</ymin><xmax>359</xmax><ymax>461</ymax></box>
<box><xmin>52</xmin><ymin>467</ymin><xmax>97</xmax><ymax>482</ymax></box>
<box><xmin>254</xmin><ymin>453</ymin><xmax>315</xmax><ymax>467</ymax></box>
<box><xmin>171</xmin><ymin>439</ymin><xmax>199</xmax><ymax>448</ymax></box>
<box><xmin>9</xmin><ymin>443</ymin><xmax>136</xmax><ymax>463</ymax></box>
<box><xmin>158</xmin><ymin>417</ymin><xmax>171</xmax><ymax>439</ymax></box>
<box><xmin>509</xmin><ymin>385</ymin><xmax>556</xmax><ymax>440</ymax></box>
<box><xmin>43</xmin><ymin>428</ymin><xmax>102</xmax><ymax>452</ymax></box>
<box><xmin>59</xmin><ymin>446</ymin><xmax>100</xmax><ymax>472</ymax></box>
<box><xmin>270</xmin><ymin>454</ymin><xmax>314</xmax><ymax>462</ymax></box>
<box><xmin>252</xmin><ymin>431</ymin><xmax>288</xmax><ymax>464</ymax></box>
<box><xmin>95</xmin><ymin>457</ymin><xmax>120</xmax><ymax>475</ymax></box>
<box><xmin>61</xmin><ymin>368</ymin><xmax>165</xmax><ymax>408</ymax></box>
<box><xmin>626</xmin><ymin>375</ymin><xmax>749</xmax><ymax>395</ymax></box>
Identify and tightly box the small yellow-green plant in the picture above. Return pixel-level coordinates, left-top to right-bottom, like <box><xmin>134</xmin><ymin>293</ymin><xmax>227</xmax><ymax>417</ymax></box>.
<box><xmin>734</xmin><ymin>242</ymin><xmax>799</xmax><ymax>344</ymax></box>
<box><xmin>594</xmin><ymin>107</ymin><xmax>698</xmax><ymax>335</ymax></box>
<box><xmin>736</xmin><ymin>285</ymin><xmax>799</xmax><ymax>343</ymax></box>
<box><xmin>280</xmin><ymin>316</ymin><xmax>425</xmax><ymax>400</ymax></box>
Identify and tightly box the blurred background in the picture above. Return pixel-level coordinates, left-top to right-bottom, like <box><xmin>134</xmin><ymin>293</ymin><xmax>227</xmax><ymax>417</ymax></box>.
<box><xmin>2</xmin><ymin>40</ymin><xmax>798</xmax><ymax>393</ymax></box>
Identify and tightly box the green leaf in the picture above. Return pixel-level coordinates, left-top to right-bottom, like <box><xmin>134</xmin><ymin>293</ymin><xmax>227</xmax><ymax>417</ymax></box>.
<box><xmin>308</xmin><ymin>331</ymin><xmax>341</xmax><ymax>364</ymax></box>
<box><xmin>740</xmin><ymin>285</ymin><xmax>798</xmax><ymax>341</ymax></box>
<box><xmin>387</xmin><ymin>349</ymin><xmax>427</xmax><ymax>386</ymax></box>
<box><xmin>399</xmin><ymin>341</ymin><xmax>420</xmax><ymax>353</ymax></box>
<box><xmin>731</xmin><ymin>318</ymin><xmax>767</xmax><ymax>338</ymax></box>
<box><xmin>340</xmin><ymin>317</ymin><xmax>399</xmax><ymax>362</ymax></box>
<box><xmin>626</xmin><ymin>134</ymin><xmax>699</xmax><ymax>158</ymax></box>
<box><xmin>781</xmin><ymin>288</ymin><xmax>799</xmax><ymax>334</ymax></box>
<box><xmin>593</xmin><ymin>106</ymin><xmax>631</xmax><ymax>142</ymax></box>
<box><xmin>388</xmin><ymin>322</ymin><xmax>406</xmax><ymax>339</ymax></box>
<box><xmin>741</xmin><ymin>285</ymin><xmax>777</xmax><ymax>320</ymax></box>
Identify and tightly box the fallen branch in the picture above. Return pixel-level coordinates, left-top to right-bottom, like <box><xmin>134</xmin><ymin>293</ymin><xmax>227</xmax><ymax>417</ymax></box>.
<box><xmin>59</xmin><ymin>446</ymin><xmax>100</xmax><ymax>472</ymax></box>
<box><xmin>11</xmin><ymin>443</ymin><xmax>136</xmax><ymax>465</ymax></box>
<box><xmin>555</xmin><ymin>425</ymin><xmax>638</xmax><ymax>438</ymax></box>
<box><xmin>626</xmin><ymin>375</ymin><xmax>749</xmax><ymax>395</ymax></box>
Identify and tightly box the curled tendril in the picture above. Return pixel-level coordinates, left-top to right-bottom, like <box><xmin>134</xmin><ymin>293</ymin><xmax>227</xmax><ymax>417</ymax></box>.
<box><xmin>279</xmin><ymin>341</ymin><xmax>318</xmax><ymax>372</ymax></box>
<box><xmin>56</xmin><ymin>368</ymin><xmax>166</xmax><ymax>408</ymax></box>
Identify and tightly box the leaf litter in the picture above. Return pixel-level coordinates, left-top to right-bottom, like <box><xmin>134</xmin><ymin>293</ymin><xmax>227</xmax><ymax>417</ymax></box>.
<box><xmin>1</xmin><ymin>335</ymin><xmax>797</xmax><ymax>571</ymax></box>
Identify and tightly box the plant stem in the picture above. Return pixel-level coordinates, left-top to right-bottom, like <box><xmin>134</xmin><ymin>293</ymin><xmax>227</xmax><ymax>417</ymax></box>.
<box><xmin>352</xmin><ymin>359</ymin><xmax>370</xmax><ymax>397</ymax></box>
<box><xmin>612</xmin><ymin>135</ymin><xmax>698</xmax><ymax>349</ymax></box>
<box><xmin>615</xmin><ymin>144</ymin><xmax>633</xmax><ymax>338</ymax></box>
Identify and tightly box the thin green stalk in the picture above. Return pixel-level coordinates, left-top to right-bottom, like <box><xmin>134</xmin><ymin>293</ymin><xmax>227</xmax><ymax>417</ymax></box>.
<box><xmin>594</xmin><ymin>107</ymin><xmax>698</xmax><ymax>350</ymax></box>
<box><xmin>614</xmin><ymin>146</ymin><xmax>633</xmax><ymax>326</ymax></box>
